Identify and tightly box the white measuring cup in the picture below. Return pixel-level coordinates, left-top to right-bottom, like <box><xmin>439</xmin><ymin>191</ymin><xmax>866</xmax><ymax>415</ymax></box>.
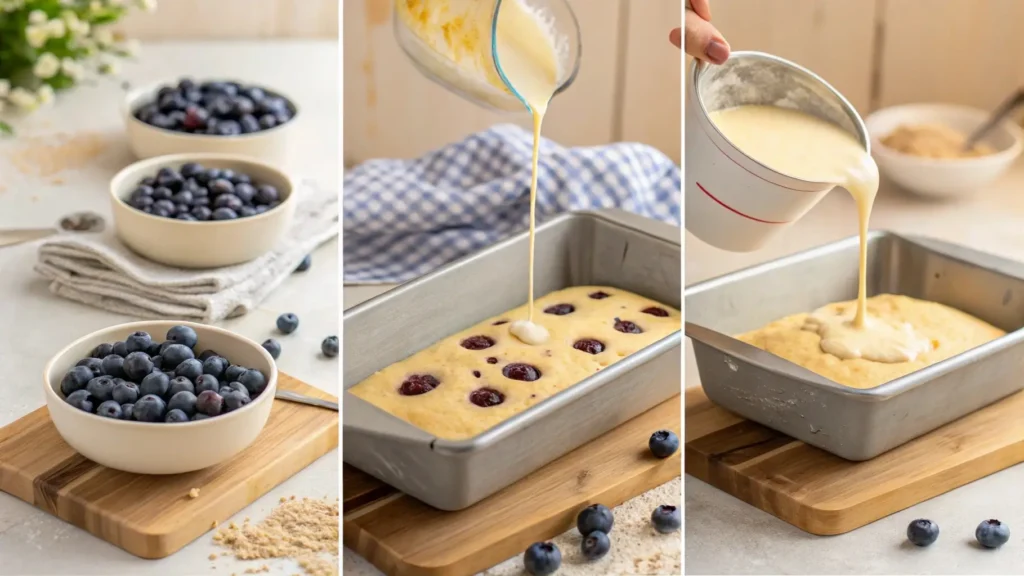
<box><xmin>685</xmin><ymin>51</ymin><xmax>870</xmax><ymax>252</ymax></box>
<box><xmin>393</xmin><ymin>0</ymin><xmax>581</xmax><ymax>112</ymax></box>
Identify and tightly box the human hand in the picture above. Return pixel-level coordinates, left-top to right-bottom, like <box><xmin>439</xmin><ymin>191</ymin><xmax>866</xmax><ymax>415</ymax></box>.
<box><xmin>683</xmin><ymin>0</ymin><xmax>730</xmax><ymax>64</ymax></box>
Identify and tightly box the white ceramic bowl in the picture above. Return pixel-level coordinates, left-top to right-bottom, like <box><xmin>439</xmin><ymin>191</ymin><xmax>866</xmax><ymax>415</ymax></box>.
<box><xmin>122</xmin><ymin>79</ymin><xmax>300</xmax><ymax>165</ymax></box>
<box><xmin>110</xmin><ymin>153</ymin><xmax>298</xmax><ymax>268</ymax></box>
<box><xmin>864</xmin><ymin>103</ymin><xmax>1023</xmax><ymax>199</ymax></box>
<box><xmin>44</xmin><ymin>321</ymin><xmax>277</xmax><ymax>475</ymax></box>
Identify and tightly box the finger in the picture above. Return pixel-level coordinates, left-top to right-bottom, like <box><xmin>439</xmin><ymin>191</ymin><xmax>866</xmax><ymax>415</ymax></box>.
<box><xmin>669</xmin><ymin>28</ymin><xmax>682</xmax><ymax>48</ymax></box>
<box><xmin>684</xmin><ymin>10</ymin><xmax>730</xmax><ymax>64</ymax></box>
<box><xmin>689</xmin><ymin>0</ymin><xmax>712</xmax><ymax>21</ymax></box>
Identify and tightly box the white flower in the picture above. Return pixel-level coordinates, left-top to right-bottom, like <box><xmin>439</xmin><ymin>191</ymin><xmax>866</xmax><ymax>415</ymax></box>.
<box><xmin>62</xmin><ymin>57</ymin><xmax>85</xmax><ymax>80</ymax></box>
<box><xmin>93</xmin><ymin>27</ymin><xmax>114</xmax><ymax>46</ymax></box>
<box><xmin>139</xmin><ymin>0</ymin><xmax>157</xmax><ymax>12</ymax></box>
<box><xmin>28</xmin><ymin>9</ymin><xmax>46</xmax><ymax>23</ymax></box>
<box><xmin>98</xmin><ymin>58</ymin><xmax>120</xmax><ymax>75</ymax></box>
<box><xmin>45</xmin><ymin>18</ymin><xmax>66</xmax><ymax>38</ymax></box>
<box><xmin>8</xmin><ymin>87</ymin><xmax>38</xmax><ymax>110</ymax></box>
<box><xmin>25</xmin><ymin>24</ymin><xmax>48</xmax><ymax>48</ymax></box>
<box><xmin>37</xmin><ymin>85</ymin><xmax>55</xmax><ymax>105</ymax></box>
<box><xmin>89</xmin><ymin>0</ymin><xmax>101</xmax><ymax>11</ymax></box>
<box><xmin>0</xmin><ymin>80</ymin><xmax>9</xmax><ymax>98</ymax></box>
<box><xmin>63</xmin><ymin>11</ymin><xmax>90</xmax><ymax>36</ymax></box>
<box><xmin>33</xmin><ymin>53</ymin><xmax>61</xmax><ymax>79</ymax></box>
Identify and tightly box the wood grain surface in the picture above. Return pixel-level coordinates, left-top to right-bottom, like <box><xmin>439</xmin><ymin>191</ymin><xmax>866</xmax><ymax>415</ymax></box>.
<box><xmin>685</xmin><ymin>385</ymin><xmax>1024</xmax><ymax>536</ymax></box>
<box><xmin>344</xmin><ymin>396</ymin><xmax>681</xmax><ymax>576</ymax></box>
<box><xmin>0</xmin><ymin>374</ymin><xmax>338</xmax><ymax>559</ymax></box>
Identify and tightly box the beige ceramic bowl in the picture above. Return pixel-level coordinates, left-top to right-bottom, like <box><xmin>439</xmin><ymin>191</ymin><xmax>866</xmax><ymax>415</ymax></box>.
<box><xmin>865</xmin><ymin>103</ymin><xmax>1023</xmax><ymax>199</ymax></box>
<box><xmin>110</xmin><ymin>153</ymin><xmax>297</xmax><ymax>268</ymax></box>
<box><xmin>44</xmin><ymin>321</ymin><xmax>277</xmax><ymax>475</ymax></box>
<box><xmin>122</xmin><ymin>79</ymin><xmax>299</xmax><ymax>165</ymax></box>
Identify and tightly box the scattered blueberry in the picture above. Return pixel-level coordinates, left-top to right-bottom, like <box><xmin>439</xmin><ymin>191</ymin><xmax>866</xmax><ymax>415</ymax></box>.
<box><xmin>523</xmin><ymin>542</ymin><xmax>561</xmax><ymax>576</ymax></box>
<box><xmin>321</xmin><ymin>336</ymin><xmax>339</xmax><ymax>358</ymax></box>
<box><xmin>578</xmin><ymin>504</ymin><xmax>614</xmax><ymax>535</ymax></box>
<box><xmin>61</xmin><ymin>366</ymin><xmax>95</xmax><ymax>396</ymax></box>
<box><xmin>96</xmin><ymin>400</ymin><xmax>123</xmax><ymax>419</ymax></box>
<box><xmin>906</xmin><ymin>519</ymin><xmax>939</xmax><ymax>547</ymax></box>
<box><xmin>65</xmin><ymin>390</ymin><xmax>94</xmax><ymax>413</ymax></box>
<box><xmin>469</xmin><ymin>387</ymin><xmax>505</xmax><ymax>407</ymax></box>
<box><xmin>613</xmin><ymin>318</ymin><xmax>643</xmax><ymax>334</ymax></box>
<box><xmin>134</xmin><ymin>79</ymin><xmax>295</xmax><ymax>135</ymax></box>
<box><xmin>544</xmin><ymin>303</ymin><xmax>575</xmax><ymax>315</ymax></box>
<box><xmin>651</xmin><ymin>505</ymin><xmax>681</xmax><ymax>534</ymax></box>
<box><xmin>649</xmin><ymin>430</ymin><xmax>679</xmax><ymax>459</ymax></box>
<box><xmin>581</xmin><ymin>530</ymin><xmax>610</xmax><ymax>561</ymax></box>
<box><xmin>276</xmin><ymin>313</ymin><xmax>299</xmax><ymax>334</ymax></box>
<box><xmin>976</xmin><ymin>519</ymin><xmax>1010</xmax><ymax>548</ymax></box>
<box><xmin>295</xmin><ymin>254</ymin><xmax>312</xmax><ymax>272</ymax></box>
<box><xmin>262</xmin><ymin>338</ymin><xmax>282</xmax><ymax>360</ymax></box>
<box><xmin>502</xmin><ymin>363</ymin><xmax>541</xmax><ymax>382</ymax></box>
<box><xmin>572</xmin><ymin>339</ymin><xmax>604</xmax><ymax>355</ymax></box>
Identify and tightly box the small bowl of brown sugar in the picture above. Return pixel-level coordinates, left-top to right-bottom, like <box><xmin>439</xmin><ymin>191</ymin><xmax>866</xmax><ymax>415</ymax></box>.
<box><xmin>865</xmin><ymin>103</ymin><xmax>1022</xmax><ymax>199</ymax></box>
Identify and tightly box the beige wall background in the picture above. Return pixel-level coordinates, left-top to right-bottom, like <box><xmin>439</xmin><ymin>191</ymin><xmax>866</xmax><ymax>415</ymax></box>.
<box><xmin>118</xmin><ymin>0</ymin><xmax>338</xmax><ymax>38</ymax></box>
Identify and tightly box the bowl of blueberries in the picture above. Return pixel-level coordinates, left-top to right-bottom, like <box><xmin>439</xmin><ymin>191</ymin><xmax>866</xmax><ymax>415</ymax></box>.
<box><xmin>110</xmin><ymin>153</ymin><xmax>297</xmax><ymax>268</ymax></box>
<box><xmin>44</xmin><ymin>321</ymin><xmax>277</xmax><ymax>474</ymax></box>
<box><xmin>124</xmin><ymin>78</ymin><xmax>298</xmax><ymax>163</ymax></box>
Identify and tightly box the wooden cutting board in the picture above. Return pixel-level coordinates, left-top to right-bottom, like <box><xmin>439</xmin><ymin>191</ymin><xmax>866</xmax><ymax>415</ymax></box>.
<box><xmin>0</xmin><ymin>373</ymin><xmax>337</xmax><ymax>559</ymax></box>
<box><xmin>344</xmin><ymin>397</ymin><xmax>681</xmax><ymax>576</ymax></box>
<box><xmin>685</xmin><ymin>386</ymin><xmax>1024</xmax><ymax>536</ymax></box>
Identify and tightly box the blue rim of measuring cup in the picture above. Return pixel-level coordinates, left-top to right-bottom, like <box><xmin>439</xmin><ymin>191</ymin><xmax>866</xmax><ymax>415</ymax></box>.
<box><xmin>490</xmin><ymin>0</ymin><xmax>533</xmax><ymax>113</ymax></box>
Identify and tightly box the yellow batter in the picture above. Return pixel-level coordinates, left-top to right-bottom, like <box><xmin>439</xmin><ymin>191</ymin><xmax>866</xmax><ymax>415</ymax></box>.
<box><xmin>348</xmin><ymin>286</ymin><xmax>680</xmax><ymax>439</ymax></box>
<box><xmin>737</xmin><ymin>294</ymin><xmax>1004</xmax><ymax>389</ymax></box>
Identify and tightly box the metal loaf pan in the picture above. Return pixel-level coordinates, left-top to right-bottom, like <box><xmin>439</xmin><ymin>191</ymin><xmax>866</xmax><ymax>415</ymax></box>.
<box><xmin>344</xmin><ymin>209</ymin><xmax>682</xmax><ymax>510</ymax></box>
<box><xmin>687</xmin><ymin>231</ymin><xmax>1024</xmax><ymax>461</ymax></box>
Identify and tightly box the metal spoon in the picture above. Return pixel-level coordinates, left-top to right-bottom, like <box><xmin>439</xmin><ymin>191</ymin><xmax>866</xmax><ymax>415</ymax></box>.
<box><xmin>275</xmin><ymin>389</ymin><xmax>338</xmax><ymax>411</ymax></box>
<box><xmin>962</xmin><ymin>88</ymin><xmax>1024</xmax><ymax>152</ymax></box>
<box><xmin>0</xmin><ymin>211</ymin><xmax>106</xmax><ymax>248</ymax></box>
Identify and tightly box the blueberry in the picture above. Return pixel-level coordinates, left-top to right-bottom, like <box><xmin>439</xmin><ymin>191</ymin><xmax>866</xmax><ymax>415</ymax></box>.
<box><xmin>192</xmin><ymin>206</ymin><xmax>213</xmax><ymax>221</ymax></box>
<box><xmin>121</xmin><ymin>403</ymin><xmax>134</xmax><ymax>420</ymax></box>
<box><xmin>276</xmin><ymin>313</ymin><xmax>299</xmax><ymax>334</ymax></box>
<box><xmin>224</xmin><ymin>364</ymin><xmax>246</xmax><ymax>383</ymax></box>
<box><xmin>195</xmin><ymin>390</ymin><xmax>224</xmax><ymax>416</ymax></box>
<box><xmin>544</xmin><ymin>303</ymin><xmax>575</xmax><ymax>315</ymax></box>
<box><xmin>399</xmin><ymin>375</ymin><xmax>439</xmax><ymax>396</ymax></box>
<box><xmin>976</xmin><ymin>519</ymin><xmax>1010</xmax><ymax>548</ymax></box>
<box><xmin>907</xmin><ymin>519</ymin><xmax>940</xmax><ymax>547</ymax></box>
<box><xmin>162</xmin><ymin>343</ymin><xmax>195</xmax><ymax>368</ymax></box>
<box><xmin>192</xmin><ymin>413</ymin><xmax>212</xmax><ymax>421</ymax></box>
<box><xmin>258</xmin><ymin>114</ymin><xmax>277</xmax><ymax>130</ymax></box>
<box><xmin>86</xmin><ymin>376</ymin><xmax>116</xmax><ymax>403</ymax></box>
<box><xmin>581</xmin><ymin>531</ymin><xmax>610</xmax><ymax>561</ymax></box>
<box><xmin>165</xmin><ymin>409</ymin><xmax>189</xmax><ymax>423</ymax></box>
<box><xmin>177</xmin><ymin>213</ymin><xmax>197</xmax><ymax>221</ymax></box>
<box><xmin>222</xmin><ymin>390</ymin><xmax>251</xmax><ymax>412</ymax></box>
<box><xmin>182</xmin><ymin>106</ymin><xmax>208</xmax><ymax>130</ymax></box>
<box><xmin>523</xmin><ymin>542</ymin><xmax>561</xmax><ymax>576</ymax></box>
<box><xmin>131</xmin><ymin>196</ymin><xmax>154</xmax><ymax>210</ymax></box>
<box><xmin>295</xmin><ymin>254</ymin><xmax>312</xmax><ymax>272</ymax></box>
<box><xmin>649</xmin><ymin>430</ymin><xmax>679</xmax><ymax>459</ymax></box>
<box><xmin>240</xmin><ymin>114</ymin><xmax>260</xmax><ymax>133</ymax></box>
<box><xmin>175</xmin><ymin>358</ymin><xmax>204</xmax><ymax>382</ymax></box>
<box><xmin>166</xmin><ymin>325</ymin><xmax>198</xmax><ymax>349</ymax></box>
<box><xmin>125</xmin><ymin>331</ymin><xmax>153</xmax><ymax>353</ymax></box>
<box><xmin>577</xmin><ymin>504</ymin><xmax>614</xmax><ymax>535</ymax></box>
<box><xmin>64</xmin><ymin>389</ymin><xmax>94</xmax><ymax>413</ymax></box>
<box><xmin>255</xmin><ymin>184</ymin><xmax>279</xmax><ymax>204</ymax></box>
<box><xmin>112</xmin><ymin>380</ymin><xmax>140</xmax><ymax>404</ymax></box>
<box><xmin>234</xmin><ymin>182</ymin><xmax>256</xmax><ymax>203</ymax></box>
<box><xmin>321</xmin><ymin>336</ymin><xmax>339</xmax><ymax>358</ymax></box>
<box><xmin>152</xmin><ymin>187</ymin><xmax>173</xmax><ymax>201</ymax></box>
<box><xmin>203</xmin><ymin>356</ymin><xmax>229</xmax><ymax>379</ymax></box>
<box><xmin>238</xmin><ymin>206</ymin><xmax>257</xmax><ymax>218</ymax></box>
<box><xmin>112</xmin><ymin>341</ymin><xmax>129</xmax><ymax>357</ymax></box>
<box><xmin>180</xmin><ymin>162</ymin><xmax>203</xmax><ymax>178</ymax></box>
<box><xmin>213</xmin><ymin>194</ymin><xmax>243</xmax><ymax>211</ymax></box>
<box><xmin>150</xmin><ymin>355</ymin><xmax>164</xmax><ymax>370</ymax></box>
<box><xmin>238</xmin><ymin>369</ymin><xmax>267</xmax><ymax>396</ymax></box>
<box><xmin>61</xmin><ymin>366</ymin><xmax>95</xmax><ymax>396</ymax></box>
<box><xmin>198</xmin><ymin>349</ymin><xmax>220</xmax><ymax>362</ymax></box>
<box><xmin>134</xmin><ymin>394</ymin><xmax>167</xmax><ymax>422</ymax></box>
<box><xmin>100</xmin><ymin>354</ymin><xmax>125</xmax><ymax>378</ymax></box>
<box><xmin>171</xmin><ymin>190</ymin><xmax>193</xmax><ymax>205</ymax></box>
<box><xmin>75</xmin><ymin>357</ymin><xmax>104</xmax><ymax>378</ymax></box>
<box><xmin>195</xmin><ymin>374</ymin><xmax>220</xmax><ymax>395</ymax></box>
<box><xmin>96</xmin><ymin>400</ymin><xmax>123</xmax><ymax>419</ymax></box>
<box><xmin>651</xmin><ymin>505</ymin><xmax>681</xmax><ymax>534</ymax></box>
<box><xmin>146</xmin><ymin>341</ymin><xmax>163</xmax><ymax>356</ymax></box>
<box><xmin>123</xmin><ymin>351</ymin><xmax>154</xmax><ymax>382</ymax></box>
<box><xmin>168</xmin><ymin>376</ymin><xmax>195</xmax><ymax>397</ymax></box>
<box><xmin>91</xmin><ymin>343</ymin><xmax>114</xmax><ymax>358</ymax></box>
<box><xmin>168</xmin><ymin>390</ymin><xmax>198</xmax><ymax>416</ymax></box>
<box><xmin>227</xmin><ymin>381</ymin><xmax>250</xmax><ymax>398</ymax></box>
<box><xmin>140</xmin><ymin>371</ymin><xmax>170</xmax><ymax>397</ymax></box>
<box><xmin>212</xmin><ymin>208</ymin><xmax>239</xmax><ymax>220</ymax></box>
<box><xmin>262</xmin><ymin>339</ymin><xmax>281</xmax><ymax>360</ymax></box>
<box><xmin>209</xmin><ymin>178</ymin><xmax>234</xmax><ymax>195</ymax></box>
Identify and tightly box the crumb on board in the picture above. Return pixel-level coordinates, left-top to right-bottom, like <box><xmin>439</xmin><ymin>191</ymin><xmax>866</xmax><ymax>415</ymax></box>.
<box><xmin>212</xmin><ymin>520</ymin><xmax>219</xmax><ymax>529</ymax></box>
<box><xmin>209</xmin><ymin>553</ymin><xmax>218</xmax><ymax>561</ymax></box>
<box><xmin>189</xmin><ymin>488</ymin><xmax>200</xmax><ymax>499</ymax></box>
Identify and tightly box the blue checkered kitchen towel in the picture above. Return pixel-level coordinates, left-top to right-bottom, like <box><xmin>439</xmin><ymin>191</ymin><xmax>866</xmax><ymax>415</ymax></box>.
<box><xmin>343</xmin><ymin>123</ymin><xmax>680</xmax><ymax>284</ymax></box>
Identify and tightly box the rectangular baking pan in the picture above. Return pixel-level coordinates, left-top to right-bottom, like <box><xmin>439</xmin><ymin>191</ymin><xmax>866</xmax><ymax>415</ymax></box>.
<box><xmin>687</xmin><ymin>231</ymin><xmax>1024</xmax><ymax>461</ymax></box>
<box><xmin>344</xmin><ymin>209</ymin><xmax>682</xmax><ymax>510</ymax></box>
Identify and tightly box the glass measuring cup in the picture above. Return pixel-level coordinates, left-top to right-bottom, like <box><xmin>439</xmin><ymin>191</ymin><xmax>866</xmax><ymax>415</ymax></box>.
<box><xmin>393</xmin><ymin>0</ymin><xmax>581</xmax><ymax>112</ymax></box>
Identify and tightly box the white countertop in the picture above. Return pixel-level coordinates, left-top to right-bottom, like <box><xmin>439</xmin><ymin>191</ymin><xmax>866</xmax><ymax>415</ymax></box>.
<box><xmin>341</xmin><ymin>286</ymin><xmax>682</xmax><ymax>576</ymax></box>
<box><xmin>685</xmin><ymin>159</ymin><xmax>1024</xmax><ymax>574</ymax></box>
<box><xmin>0</xmin><ymin>41</ymin><xmax>338</xmax><ymax>576</ymax></box>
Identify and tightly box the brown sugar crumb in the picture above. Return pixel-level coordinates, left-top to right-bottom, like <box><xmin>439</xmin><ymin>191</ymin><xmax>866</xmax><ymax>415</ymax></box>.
<box><xmin>212</xmin><ymin>520</ymin><xmax>219</xmax><ymax>529</ymax></box>
<box><xmin>243</xmin><ymin>566</ymin><xmax>270</xmax><ymax>574</ymax></box>
<box><xmin>189</xmin><ymin>488</ymin><xmax>201</xmax><ymax>499</ymax></box>
<box><xmin>213</xmin><ymin>497</ymin><xmax>339</xmax><ymax>576</ymax></box>
<box><xmin>280</xmin><ymin>497</ymin><xmax>287</xmax><ymax>503</ymax></box>
<box><xmin>209</xmin><ymin>553</ymin><xmax>218</xmax><ymax>561</ymax></box>
<box><xmin>6</xmin><ymin>132</ymin><xmax>110</xmax><ymax>178</ymax></box>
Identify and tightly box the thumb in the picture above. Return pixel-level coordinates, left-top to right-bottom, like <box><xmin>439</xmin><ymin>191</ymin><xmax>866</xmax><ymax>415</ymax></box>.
<box><xmin>684</xmin><ymin>10</ymin><xmax>730</xmax><ymax>64</ymax></box>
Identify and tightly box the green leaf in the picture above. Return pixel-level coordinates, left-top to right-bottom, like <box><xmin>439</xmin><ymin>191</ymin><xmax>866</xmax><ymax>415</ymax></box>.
<box><xmin>0</xmin><ymin>121</ymin><xmax>13</xmax><ymax>137</ymax></box>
